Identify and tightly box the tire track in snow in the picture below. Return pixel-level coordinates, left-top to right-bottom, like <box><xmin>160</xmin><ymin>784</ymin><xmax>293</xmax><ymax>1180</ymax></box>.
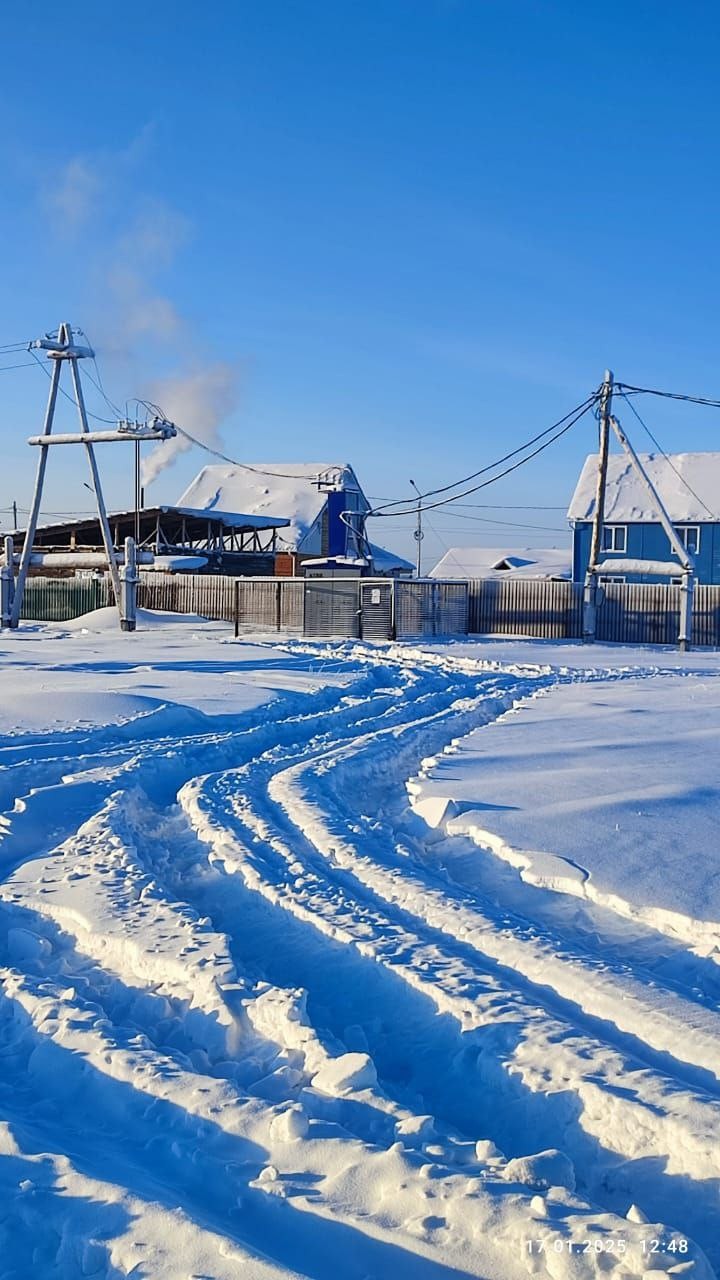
<box><xmin>172</xmin><ymin>643</ymin><xmax>720</xmax><ymax>1269</ymax></box>
<box><xmin>2</xmin><ymin>639</ymin><xmax>717</xmax><ymax>1277</ymax></box>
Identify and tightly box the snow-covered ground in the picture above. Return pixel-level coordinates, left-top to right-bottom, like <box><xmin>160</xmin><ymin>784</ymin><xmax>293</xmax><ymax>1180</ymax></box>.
<box><xmin>1</xmin><ymin>613</ymin><xmax>719</xmax><ymax>1279</ymax></box>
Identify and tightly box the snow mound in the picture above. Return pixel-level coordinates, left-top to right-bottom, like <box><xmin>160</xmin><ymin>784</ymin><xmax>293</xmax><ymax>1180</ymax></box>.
<box><xmin>504</xmin><ymin>1149</ymin><xmax>576</xmax><ymax>1192</ymax></box>
<box><xmin>56</xmin><ymin>606</ymin><xmax>209</xmax><ymax>632</ymax></box>
<box><xmin>0</xmin><ymin>689</ymin><xmax>165</xmax><ymax>735</ymax></box>
<box><xmin>311</xmin><ymin>1052</ymin><xmax>378</xmax><ymax>1095</ymax></box>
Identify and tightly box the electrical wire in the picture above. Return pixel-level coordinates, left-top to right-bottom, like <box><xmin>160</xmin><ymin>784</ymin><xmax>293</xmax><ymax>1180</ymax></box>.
<box><xmin>28</xmin><ymin>349</ymin><xmax>117</xmax><ymax>424</ymax></box>
<box><xmin>368</xmin><ymin>498</ymin><xmax>568</xmax><ymax>509</ymax></box>
<box><xmin>616</xmin><ymin>382</ymin><xmax>720</xmax><ymax>410</ymax></box>
<box><xmin>369</xmin><ymin>398</ymin><xmax>596</xmax><ymax>518</ymax></box>
<box><xmin>0</xmin><ymin>361</ymin><xmax>36</xmax><ymax>372</ymax></box>
<box><xmin>414</xmin><ymin>511</ymin><xmax>568</xmax><ymax>532</ymax></box>
<box><xmin>0</xmin><ymin>340</ymin><xmax>34</xmax><ymax>353</ymax></box>
<box><xmin>369</xmin><ymin>391</ymin><xmax>600</xmax><ymax>516</ymax></box>
<box><xmin>81</xmin><ymin>364</ymin><xmax>125</xmax><ymax>419</ymax></box>
<box><xmin>169</xmin><ymin>423</ymin><xmax>340</xmax><ymax>482</ymax></box>
<box><xmin>618</xmin><ymin>392</ymin><xmax>719</xmax><ymax>521</ymax></box>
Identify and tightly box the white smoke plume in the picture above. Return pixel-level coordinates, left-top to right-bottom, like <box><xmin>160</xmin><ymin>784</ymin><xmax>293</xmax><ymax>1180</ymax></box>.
<box><xmin>140</xmin><ymin>364</ymin><xmax>239</xmax><ymax>486</ymax></box>
<box><xmin>43</xmin><ymin>132</ymin><xmax>241</xmax><ymax>490</ymax></box>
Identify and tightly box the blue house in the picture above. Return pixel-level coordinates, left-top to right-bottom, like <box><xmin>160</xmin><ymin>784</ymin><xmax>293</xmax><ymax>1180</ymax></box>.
<box><xmin>568</xmin><ymin>452</ymin><xmax>720</xmax><ymax>584</ymax></box>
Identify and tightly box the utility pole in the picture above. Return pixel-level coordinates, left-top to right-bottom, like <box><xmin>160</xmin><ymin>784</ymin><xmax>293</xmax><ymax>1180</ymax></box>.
<box><xmin>582</xmin><ymin>369</ymin><xmax>613</xmax><ymax>643</ymax></box>
<box><xmin>134</xmin><ymin>439</ymin><xmax>141</xmax><ymax>545</ymax></box>
<box><xmin>410</xmin><ymin>477</ymin><xmax>424</xmax><ymax>578</ymax></box>
<box><xmin>6</xmin><ymin>323</ymin><xmax>176</xmax><ymax>631</ymax></box>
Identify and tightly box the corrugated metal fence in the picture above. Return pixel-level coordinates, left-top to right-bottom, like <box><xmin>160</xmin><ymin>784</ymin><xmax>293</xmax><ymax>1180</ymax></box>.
<box><xmin>15</xmin><ymin>573</ymin><xmax>720</xmax><ymax>646</ymax></box>
<box><xmin>21</xmin><ymin>576</ymin><xmax>111</xmax><ymax>622</ymax></box>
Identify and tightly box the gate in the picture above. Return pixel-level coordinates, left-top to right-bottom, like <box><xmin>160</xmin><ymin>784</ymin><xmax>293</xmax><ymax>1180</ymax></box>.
<box><xmin>360</xmin><ymin>581</ymin><xmax>394</xmax><ymax>640</ymax></box>
<box><xmin>394</xmin><ymin>580</ymin><xmax>469</xmax><ymax>637</ymax></box>
<box><xmin>303</xmin><ymin>578</ymin><xmax>360</xmax><ymax>637</ymax></box>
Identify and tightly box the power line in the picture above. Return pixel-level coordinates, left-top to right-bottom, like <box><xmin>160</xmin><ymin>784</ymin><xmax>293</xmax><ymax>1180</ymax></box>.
<box><xmin>618</xmin><ymin>392</ymin><xmax>719</xmax><ymax>521</ymax></box>
<box><xmin>369</xmin><ymin>391</ymin><xmax>600</xmax><ymax>516</ymax></box>
<box><xmin>170</xmin><ymin>424</ymin><xmax>338</xmax><ymax>481</ymax></box>
<box><xmin>416</xmin><ymin>511</ymin><xmax>568</xmax><ymax>531</ymax></box>
<box><xmin>81</xmin><ymin>363</ymin><xmax>124</xmax><ymax>419</ymax></box>
<box><xmin>28</xmin><ymin>349</ymin><xmax>117</xmax><ymax>424</ymax></box>
<box><xmin>617</xmin><ymin>382</ymin><xmax>720</xmax><ymax>410</ymax></box>
<box><xmin>370</xmin><ymin>398</ymin><xmax>596</xmax><ymax>518</ymax></box>
<box><xmin>0</xmin><ymin>340</ymin><xmax>34</xmax><ymax>353</ymax></box>
<box><xmin>0</xmin><ymin>361</ymin><xmax>36</xmax><ymax>372</ymax></box>
<box><xmin>367</xmin><ymin>497</ymin><xmax>567</xmax><ymax>509</ymax></box>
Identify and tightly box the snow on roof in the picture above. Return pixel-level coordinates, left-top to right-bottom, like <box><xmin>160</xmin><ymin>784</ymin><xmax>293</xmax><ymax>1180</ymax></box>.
<box><xmin>428</xmin><ymin>547</ymin><xmax>571</xmax><ymax>580</ymax></box>
<box><xmin>368</xmin><ymin>542</ymin><xmax>414</xmax><ymax>573</ymax></box>
<box><xmin>178</xmin><ymin>463</ymin><xmax>365</xmax><ymax>550</ymax></box>
<box><xmin>30</xmin><ymin>505</ymin><xmax>288</xmax><ymax>535</ymax></box>
<box><xmin>567</xmin><ymin>452</ymin><xmax>720</xmax><ymax>523</ymax></box>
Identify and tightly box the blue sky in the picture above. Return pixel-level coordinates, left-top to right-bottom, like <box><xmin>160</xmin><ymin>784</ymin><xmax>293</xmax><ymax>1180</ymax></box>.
<box><xmin>2</xmin><ymin>1</ymin><xmax>720</xmax><ymax>566</ymax></box>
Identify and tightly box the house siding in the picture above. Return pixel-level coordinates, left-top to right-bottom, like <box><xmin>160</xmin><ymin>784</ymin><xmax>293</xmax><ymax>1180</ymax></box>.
<box><xmin>572</xmin><ymin>521</ymin><xmax>720</xmax><ymax>584</ymax></box>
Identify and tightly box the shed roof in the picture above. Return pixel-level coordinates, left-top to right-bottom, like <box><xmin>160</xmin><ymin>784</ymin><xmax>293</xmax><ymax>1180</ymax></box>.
<box><xmin>26</xmin><ymin>505</ymin><xmax>288</xmax><ymax>536</ymax></box>
<box><xmin>567</xmin><ymin>452</ymin><xmax>720</xmax><ymax>523</ymax></box>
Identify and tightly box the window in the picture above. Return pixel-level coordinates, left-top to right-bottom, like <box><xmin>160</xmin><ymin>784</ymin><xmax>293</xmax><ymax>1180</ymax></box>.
<box><xmin>672</xmin><ymin>525</ymin><xmax>700</xmax><ymax>555</ymax></box>
<box><xmin>601</xmin><ymin>525</ymin><xmax>627</xmax><ymax>553</ymax></box>
<box><xmin>599</xmin><ymin>575</ymin><xmax>626</xmax><ymax>584</ymax></box>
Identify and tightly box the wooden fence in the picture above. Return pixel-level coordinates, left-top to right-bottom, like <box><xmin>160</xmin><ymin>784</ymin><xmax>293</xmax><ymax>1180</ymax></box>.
<box><xmin>14</xmin><ymin>573</ymin><xmax>720</xmax><ymax>647</ymax></box>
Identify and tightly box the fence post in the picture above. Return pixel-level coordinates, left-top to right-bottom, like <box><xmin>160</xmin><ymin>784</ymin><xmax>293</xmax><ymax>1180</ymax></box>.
<box><xmin>679</xmin><ymin>571</ymin><xmax>694</xmax><ymax>652</ymax></box>
<box><xmin>276</xmin><ymin>578</ymin><xmax>282</xmax><ymax>631</ymax></box>
<box><xmin>120</xmin><ymin>537</ymin><xmax>138</xmax><ymax>632</ymax></box>
<box><xmin>1</xmin><ymin>536</ymin><xmax>14</xmax><ymax>629</ymax></box>
<box><xmin>234</xmin><ymin>578</ymin><xmax>240</xmax><ymax>638</ymax></box>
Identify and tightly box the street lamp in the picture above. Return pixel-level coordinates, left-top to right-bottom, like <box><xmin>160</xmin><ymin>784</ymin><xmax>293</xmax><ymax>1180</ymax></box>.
<box><xmin>409</xmin><ymin>478</ymin><xmax>424</xmax><ymax>578</ymax></box>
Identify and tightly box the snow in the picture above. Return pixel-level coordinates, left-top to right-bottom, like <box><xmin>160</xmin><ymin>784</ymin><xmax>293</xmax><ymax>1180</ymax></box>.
<box><xmin>367</xmin><ymin>541</ymin><xmax>414</xmax><ymax>573</ymax></box>
<box><xmin>178</xmin><ymin>462</ymin><xmax>363</xmax><ymax>552</ymax></box>
<box><xmin>568</xmin><ymin>451</ymin><xmax>720</xmax><ymax>523</ymax></box>
<box><xmin>177</xmin><ymin>462</ymin><xmax>412</xmax><ymax>571</ymax></box>
<box><xmin>0</xmin><ymin>617</ymin><xmax>719</xmax><ymax>1277</ymax></box>
<box><xmin>410</xmin><ymin>670</ymin><xmax>720</xmax><ymax>949</ymax></box>
<box><xmin>429</xmin><ymin>546</ymin><xmax>571</xmax><ymax>579</ymax></box>
<box><xmin>596</xmin><ymin>557</ymin><xmax>684</xmax><ymax>575</ymax></box>
<box><xmin>150</xmin><ymin>553</ymin><xmax>209</xmax><ymax>570</ymax></box>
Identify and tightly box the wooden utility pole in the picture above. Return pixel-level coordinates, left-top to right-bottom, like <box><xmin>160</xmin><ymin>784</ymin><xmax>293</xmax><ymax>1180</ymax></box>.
<box><xmin>582</xmin><ymin>369</ymin><xmax>613</xmax><ymax>642</ymax></box>
<box><xmin>608</xmin><ymin>413</ymin><xmax>696</xmax><ymax>651</ymax></box>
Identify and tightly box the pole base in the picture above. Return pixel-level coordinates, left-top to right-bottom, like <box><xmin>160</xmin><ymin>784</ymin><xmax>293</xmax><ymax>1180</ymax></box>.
<box><xmin>120</xmin><ymin>619</ymin><xmax>137</xmax><ymax>632</ymax></box>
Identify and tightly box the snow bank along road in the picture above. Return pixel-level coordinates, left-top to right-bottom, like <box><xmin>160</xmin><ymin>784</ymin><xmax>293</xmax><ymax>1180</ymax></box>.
<box><xmin>1</xmin><ymin>615</ymin><xmax>719</xmax><ymax>1279</ymax></box>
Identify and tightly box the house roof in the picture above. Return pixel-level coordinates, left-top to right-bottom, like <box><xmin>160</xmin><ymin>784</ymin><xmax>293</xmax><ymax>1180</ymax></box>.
<box><xmin>178</xmin><ymin>463</ymin><xmax>366</xmax><ymax>550</ymax></box>
<box><xmin>367</xmin><ymin>541</ymin><xmax>414</xmax><ymax>573</ymax></box>
<box><xmin>567</xmin><ymin>452</ymin><xmax>720</xmax><ymax>523</ymax></box>
<box><xmin>428</xmin><ymin>546</ymin><xmax>571</xmax><ymax>580</ymax></box>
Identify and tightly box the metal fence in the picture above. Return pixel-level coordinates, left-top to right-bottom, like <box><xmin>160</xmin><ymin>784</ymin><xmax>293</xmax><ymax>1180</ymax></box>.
<box><xmin>468</xmin><ymin>578</ymin><xmax>720</xmax><ymax>647</ymax></box>
<box><xmin>20</xmin><ymin>576</ymin><xmax>111</xmax><ymax>622</ymax></box>
<box><xmin>13</xmin><ymin>572</ymin><xmax>720</xmax><ymax>647</ymax></box>
<box><xmin>232</xmin><ymin>577</ymin><xmax>468</xmax><ymax>640</ymax></box>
